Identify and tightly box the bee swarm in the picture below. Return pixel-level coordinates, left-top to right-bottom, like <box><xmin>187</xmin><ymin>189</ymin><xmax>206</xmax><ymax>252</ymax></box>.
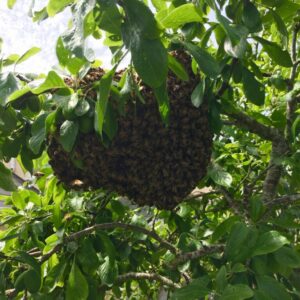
<box><xmin>47</xmin><ymin>52</ymin><xmax>213</xmax><ymax>210</ymax></box>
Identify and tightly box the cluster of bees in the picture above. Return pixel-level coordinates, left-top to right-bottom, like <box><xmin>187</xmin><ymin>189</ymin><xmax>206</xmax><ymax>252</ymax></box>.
<box><xmin>47</xmin><ymin>51</ymin><xmax>213</xmax><ymax>210</ymax></box>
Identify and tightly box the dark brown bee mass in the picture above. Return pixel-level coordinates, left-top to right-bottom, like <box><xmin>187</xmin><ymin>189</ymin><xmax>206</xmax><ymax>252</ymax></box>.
<box><xmin>47</xmin><ymin>52</ymin><xmax>213</xmax><ymax>210</ymax></box>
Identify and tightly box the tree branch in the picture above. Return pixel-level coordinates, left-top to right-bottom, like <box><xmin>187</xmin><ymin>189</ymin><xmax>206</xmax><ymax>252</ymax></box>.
<box><xmin>225</xmin><ymin>110</ymin><xmax>280</xmax><ymax>141</ymax></box>
<box><xmin>168</xmin><ymin>245</ymin><xmax>224</xmax><ymax>269</ymax></box>
<box><xmin>266</xmin><ymin>194</ymin><xmax>300</xmax><ymax>206</ymax></box>
<box><xmin>116</xmin><ymin>272</ymin><xmax>181</xmax><ymax>289</ymax></box>
<box><xmin>286</xmin><ymin>22</ymin><xmax>300</xmax><ymax>141</ymax></box>
<box><xmin>39</xmin><ymin>222</ymin><xmax>178</xmax><ymax>264</ymax></box>
<box><xmin>263</xmin><ymin>137</ymin><xmax>289</xmax><ymax>201</ymax></box>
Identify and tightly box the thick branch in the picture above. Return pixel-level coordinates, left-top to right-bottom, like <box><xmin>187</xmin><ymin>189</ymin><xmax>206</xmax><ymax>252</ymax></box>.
<box><xmin>225</xmin><ymin>110</ymin><xmax>279</xmax><ymax>141</ymax></box>
<box><xmin>266</xmin><ymin>194</ymin><xmax>300</xmax><ymax>206</ymax></box>
<box><xmin>263</xmin><ymin>138</ymin><xmax>289</xmax><ymax>201</ymax></box>
<box><xmin>168</xmin><ymin>245</ymin><xmax>224</xmax><ymax>269</ymax></box>
<box><xmin>116</xmin><ymin>272</ymin><xmax>180</xmax><ymax>289</ymax></box>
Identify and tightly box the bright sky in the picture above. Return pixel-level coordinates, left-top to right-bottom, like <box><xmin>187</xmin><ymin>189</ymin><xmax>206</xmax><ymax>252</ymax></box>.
<box><xmin>0</xmin><ymin>0</ymin><xmax>112</xmax><ymax>74</ymax></box>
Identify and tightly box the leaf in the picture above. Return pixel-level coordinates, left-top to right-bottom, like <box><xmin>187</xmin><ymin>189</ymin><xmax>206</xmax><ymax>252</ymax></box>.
<box><xmin>292</xmin><ymin>115</ymin><xmax>300</xmax><ymax>141</ymax></box>
<box><xmin>7</xmin><ymin>0</ymin><xmax>17</xmax><ymax>9</ymax></box>
<box><xmin>208</xmin><ymin>165</ymin><xmax>232</xmax><ymax>187</ymax></box>
<box><xmin>103</xmin><ymin>102</ymin><xmax>118</xmax><ymax>140</ymax></box>
<box><xmin>94</xmin><ymin>68</ymin><xmax>115</xmax><ymax>137</ymax></box>
<box><xmin>270</xmin><ymin>10</ymin><xmax>289</xmax><ymax>47</ymax></box>
<box><xmin>256</xmin><ymin>275</ymin><xmax>291</xmax><ymax>300</ymax></box>
<box><xmin>66</xmin><ymin>261</ymin><xmax>89</xmax><ymax>300</ymax></box>
<box><xmin>47</xmin><ymin>0</ymin><xmax>74</xmax><ymax>17</ymax></box>
<box><xmin>224</xmin><ymin>37</ymin><xmax>247</xmax><ymax>59</ymax></box>
<box><xmin>77</xmin><ymin>239</ymin><xmax>100</xmax><ymax>274</ymax></box>
<box><xmin>171</xmin><ymin>277</ymin><xmax>210</xmax><ymax>300</ymax></box>
<box><xmin>56</xmin><ymin>37</ymin><xmax>87</xmax><ymax>74</ymax></box>
<box><xmin>158</xmin><ymin>3</ymin><xmax>202</xmax><ymax>29</ymax></box>
<box><xmin>97</xmin><ymin>4</ymin><xmax>122</xmax><ymax>35</ymax></box>
<box><xmin>216</xmin><ymin>266</ymin><xmax>227</xmax><ymax>292</ymax></box>
<box><xmin>253</xmin><ymin>231</ymin><xmax>289</xmax><ymax>256</ymax></box>
<box><xmin>242</xmin><ymin>67</ymin><xmax>265</xmax><ymax>106</ymax></box>
<box><xmin>0</xmin><ymin>162</ymin><xmax>16</xmax><ymax>191</ymax></box>
<box><xmin>32</xmin><ymin>71</ymin><xmax>66</xmax><ymax>94</ymax></box>
<box><xmin>153</xmin><ymin>82</ymin><xmax>170</xmax><ymax>125</ymax></box>
<box><xmin>274</xmin><ymin>246</ymin><xmax>300</xmax><ymax>268</ymax></box>
<box><xmin>61</xmin><ymin>0</ymin><xmax>96</xmax><ymax>58</ymax></box>
<box><xmin>15</xmin><ymin>47</ymin><xmax>41</xmax><ymax>65</ymax></box>
<box><xmin>168</xmin><ymin>54</ymin><xmax>189</xmax><ymax>81</ymax></box>
<box><xmin>28</xmin><ymin>114</ymin><xmax>47</xmax><ymax>154</ymax></box>
<box><xmin>0</xmin><ymin>72</ymin><xmax>18</xmax><ymax>105</ymax></box>
<box><xmin>242</xmin><ymin>2</ymin><xmax>262</xmax><ymax>32</ymax></box>
<box><xmin>220</xmin><ymin>284</ymin><xmax>253</xmax><ymax>300</ymax></box>
<box><xmin>99</xmin><ymin>256</ymin><xmax>118</xmax><ymax>286</ymax></box>
<box><xmin>191</xmin><ymin>81</ymin><xmax>205</xmax><ymax>108</ymax></box>
<box><xmin>254</xmin><ymin>37</ymin><xmax>293</xmax><ymax>67</ymax></box>
<box><xmin>123</xmin><ymin>0</ymin><xmax>160</xmax><ymax>39</ymax></box>
<box><xmin>212</xmin><ymin>216</ymin><xmax>240</xmax><ymax>242</ymax></box>
<box><xmin>59</xmin><ymin>120</ymin><xmax>79</xmax><ymax>152</ymax></box>
<box><xmin>226</xmin><ymin>223</ymin><xmax>258</xmax><ymax>262</ymax></box>
<box><xmin>15</xmin><ymin>269</ymin><xmax>41</xmax><ymax>293</ymax></box>
<box><xmin>130</xmin><ymin>37</ymin><xmax>168</xmax><ymax>88</ymax></box>
<box><xmin>183</xmin><ymin>42</ymin><xmax>220</xmax><ymax>78</ymax></box>
<box><xmin>62</xmin><ymin>93</ymin><xmax>79</xmax><ymax>116</ymax></box>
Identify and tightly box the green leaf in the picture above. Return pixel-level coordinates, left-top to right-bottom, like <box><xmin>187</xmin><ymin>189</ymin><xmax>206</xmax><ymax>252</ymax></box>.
<box><xmin>256</xmin><ymin>275</ymin><xmax>291</xmax><ymax>300</ymax></box>
<box><xmin>32</xmin><ymin>71</ymin><xmax>66</xmax><ymax>94</ymax></box>
<box><xmin>0</xmin><ymin>162</ymin><xmax>16</xmax><ymax>191</ymax></box>
<box><xmin>103</xmin><ymin>102</ymin><xmax>118</xmax><ymax>140</ymax></box>
<box><xmin>0</xmin><ymin>72</ymin><xmax>18</xmax><ymax>105</ymax></box>
<box><xmin>168</xmin><ymin>54</ymin><xmax>189</xmax><ymax>81</ymax></box>
<box><xmin>123</xmin><ymin>0</ymin><xmax>160</xmax><ymax>39</ymax></box>
<box><xmin>226</xmin><ymin>223</ymin><xmax>258</xmax><ymax>262</ymax></box>
<box><xmin>292</xmin><ymin>115</ymin><xmax>300</xmax><ymax>141</ymax></box>
<box><xmin>59</xmin><ymin>120</ymin><xmax>79</xmax><ymax>152</ymax></box>
<box><xmin>216</xmin><ymin>266</ymin><xmax>227</xmax><ymax>292</ymax></box>
<box><xmin>158</xmin><ymin>3</ymin><xmax>202</xmax><ymax>29</ymax></box>
<box><xmin>61</xmin><ymin>0</ymin><xmax>96</xmax><ymax>58</ymax></box>
<box><xmin>28</xmin><ymin>114</ymin><xmax>47</xmax><ymax>154</ymax></box>
<box><xmin>270</xmin><ymin>10</ymin><xmax>289</xmax><ymax>47</ymax></box>
<box><xmin>15</xmin><ymin>47</ymin><xmax>41</xmax><ymax>65</ymax></box>
<box><xmin>208</xmin><ymin>165</ymin><xmax>232</xmax><ymax>187</ymax></box>
<box><xmin>15</xmin><ymin>269</ymin><xmax>41</xmax><ymax>293</ymax></box>
<box><xmin>7</xmin><ymin>0</ymin><xmax>17</xmax><ymax>9</ymax></box>
<box><xmin>220</xmin><ymin>284</ymin><xmax>253</xmax><ymax>300</ymax></box>
<box><xmin>94</xmin><ymin>68</ymin><xmax>115</xmax><ymax>137</ymax></box>
<box><xmin>183</xmin><ymin>42</ymin><xmax>220</xmax><ymax>78</ymax></box>
<box><xmin>191</xmin><ymin>81</ymin><xmax>205</xmax><ymax>108</ymax></box>
<box><xmin>62</xmin><ymin>93</ymin><xmax>79</xmax><ymax>116</ymax></box>
<box><xmin>274</xmin><ymin>246</ymin><xmax>300</xmax><ymax>268</ymax></box>
<box><xmin>242</xmin><ymin>67</ymin><xmax>265</xmax><ymax>106</ymax></box>
<box><xmin>253</xmin><ymin>231</ymin><xmax>289</xmax><ymax>256</ymax></box>
<box><xmin>224</xmin><ymin>37</ymin><xmax>247</xmax><ymax>59</ymax></box>
<box><xmin>212</xmin><ymin>216</ymin><xmax>240</xmax><ymax>242</ymax></box>
<box><xmin>242</xmin><ymin>2</ymin><xmax>262</xmax><ymax>32</ymax></box>
<box><xmin>47</xmin><ymin>0</ymin><xmax>73</xmax><ymax>17</ymax></box>
<box><xmin>153</xmin><ymin>82</ymin><xmax>170</xmax><ymax>125</ymax></box>
<box><xmin>97</xmin><ymin>4</ymin><xmax>122</xmax><ymax>35</ymax></box>
<box><xmin>171</xmin><ymin>277</ymin><xmax>210</xmax><ymax>300</ymax></box>
<box><xmin>78</xmin><ymin>239</ymin><xmax>100</xmax><ymax>274</ymax></box>
<box><xmin>130</xmin><ymin>38</ymin><xmax>168</xmax><ymax>88</ymax></box>
<box><xmin>254</xmin><ymin>37</ymin><xmax>293</xmax><ymax>67</ymax></box>
<box><xmin>66</xmin><ymin>261</ymin><xmax>89</xmax><ymax>300</ymax></box>
<box><xmin>56</xmin><ymin>37</ymin><xmax>87</xmax><ymax>74</ymax></box>
<box><xmin>75</xmin><ymin>99</ymin><xmax>90</xmax><ymax>116</ymax></box>
<box><xmin>99</xmin><ymin>256</ymin><xmax>118</xmax><ymax>286</ymax></box>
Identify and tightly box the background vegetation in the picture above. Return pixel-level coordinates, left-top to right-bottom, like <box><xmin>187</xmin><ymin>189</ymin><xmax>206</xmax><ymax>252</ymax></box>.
<box><xmin>0</xmin><ymin>0</ymin><xmax>300</xmax><ymax>299</ymax></box>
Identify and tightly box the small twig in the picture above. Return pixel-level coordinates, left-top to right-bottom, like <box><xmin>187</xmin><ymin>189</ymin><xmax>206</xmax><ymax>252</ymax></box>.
<box><xmin>115</xmin><ymin>272</ymin><xmax>181</xmax><ymax>289</ymax></box>
<box><xmin>16</xmin><ymin>74</ymin><xmax>32</xmax><ymax>83</ymax></box>
<box><xmin>168</xmin><ymin>245</ymin><xmax>224</xmax><ymax>269</ymax></box>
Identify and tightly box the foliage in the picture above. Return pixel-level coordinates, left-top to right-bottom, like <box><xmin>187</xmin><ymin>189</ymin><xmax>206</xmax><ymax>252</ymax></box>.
<box><xmin>0</xmin><ymin>0</ymin><xmax>300</xmax><ymax>299</ymax></box>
